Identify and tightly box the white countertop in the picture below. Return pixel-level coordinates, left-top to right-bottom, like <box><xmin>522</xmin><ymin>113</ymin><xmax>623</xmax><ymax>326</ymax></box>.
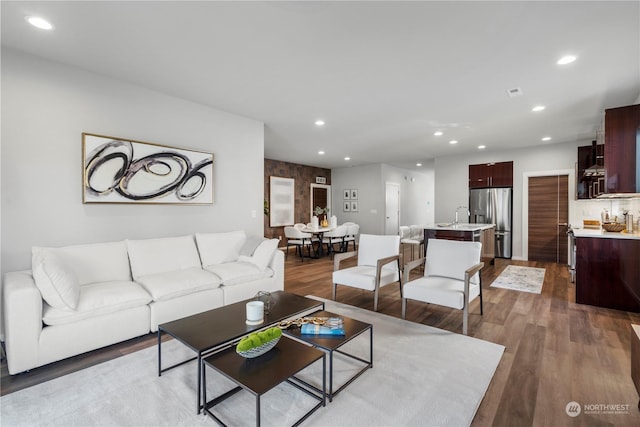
<box><xmin>423</xmin><ymin>223</ymin><xmax>495</xmax><ymax>232</ymax></box>
<box><xmin>571</xmin><ymin>227</ymin><xmax>640</xmax><ymax>240</ymax></box>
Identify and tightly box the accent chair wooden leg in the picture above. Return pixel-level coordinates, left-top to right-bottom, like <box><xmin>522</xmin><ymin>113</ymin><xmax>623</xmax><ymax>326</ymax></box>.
<box><xmin>373</xmin><ymin>288</ymin><xmax>379</xmax><ymax>312</ymax></box>
<box><xmin>332</xmin><ymin>283</ymin><xmax>337</xmax><ymax>301</ymax></box>
<box><xmin>462</xmin><ymin>304</ymin><xmax>468</xmax><ymax>335</ymax></box>
<box><xmin>402</xmin><ymin>298</ymin><xmax>407</xmax><ymax>319</ymax></box>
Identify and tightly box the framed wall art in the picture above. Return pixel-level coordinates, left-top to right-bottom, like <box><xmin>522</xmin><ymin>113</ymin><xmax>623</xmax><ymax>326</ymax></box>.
<box><xmin>82</xmin><ymin>133</ymin><xmax>214</xmax><ymax>204</ymax></box>
<box><xmin>270</xmin><ymin>176</ymin><xmax>295</xmax><ymax>227</ymax></box>
<box><xmin>343</xmin><ymin>201</ymin><xmax>351</xmax><ymax>212</ymax></box>
<box><xmin>350</xmin><ymin>201</ymin><xmax>359</xmax><ymax>212</ymax></box>
<box><xmin>350</xmin><ymin>189</ymin><xmax>358</xmax><ymax>200</ymax></box>
<box><xmin>343</xmin><ymin>189</ymin><xmax>351</xmax><ymax>200</ymax></box>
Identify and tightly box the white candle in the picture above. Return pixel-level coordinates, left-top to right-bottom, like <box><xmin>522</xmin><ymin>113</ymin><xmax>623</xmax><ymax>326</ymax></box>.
<box><xmin>246</xmin><ymin>301</ymin><xmax>264</xmax><ymax>324</ymax></box>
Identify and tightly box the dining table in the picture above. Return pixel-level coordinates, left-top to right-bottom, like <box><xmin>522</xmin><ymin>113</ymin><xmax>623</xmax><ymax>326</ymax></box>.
<box><xmin>301</xmin><ymin>225</ymin><xmax>335</xmax><ymax>257</ymax></box>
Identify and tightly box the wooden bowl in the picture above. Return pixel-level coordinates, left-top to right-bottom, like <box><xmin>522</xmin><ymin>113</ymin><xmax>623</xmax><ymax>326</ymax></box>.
<box><xmin>602</xmin><ymin>223</ymin><xmax>625</xmax><ymax>232</ymax></box>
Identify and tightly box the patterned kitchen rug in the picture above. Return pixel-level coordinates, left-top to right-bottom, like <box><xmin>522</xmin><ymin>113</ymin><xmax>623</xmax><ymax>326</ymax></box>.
<box><xmin>490</xmin><ymin>265</ymin><xmax>545</xmax><ymax>294</ymax></box>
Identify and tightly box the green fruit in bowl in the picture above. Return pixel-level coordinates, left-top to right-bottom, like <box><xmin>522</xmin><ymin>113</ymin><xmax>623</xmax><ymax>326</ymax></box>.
<box><xmin>236</xmin><ymin>327</ymin><xmax>281</xmax><ymax>353</ymax></box>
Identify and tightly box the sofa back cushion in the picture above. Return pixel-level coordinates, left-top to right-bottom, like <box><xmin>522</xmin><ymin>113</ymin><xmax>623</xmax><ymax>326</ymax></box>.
<box><xmin>195</xmin><ymin>230</ymin><xmax>247</xmax><ymax>267</ymax></box>
<box><xmin>127</xmin><ymin>235</ymin><xmax>201</xmax><ymax>279</ymax></box>
<box><xmin>237</xmin><ymin>238</ymin><xmax>279</xmax><ymax>271</ymax></box>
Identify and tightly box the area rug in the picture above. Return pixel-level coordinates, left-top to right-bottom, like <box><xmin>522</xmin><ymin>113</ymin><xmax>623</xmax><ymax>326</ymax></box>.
<box><xmin>490</xmin><ymin>265</ymin><xmax>545</xmax><ymax>294</ymax></box>
<box><xmin>0</xmin><ymin>298</ymin><xmax>504</xmax><ymax>427</ymax></box>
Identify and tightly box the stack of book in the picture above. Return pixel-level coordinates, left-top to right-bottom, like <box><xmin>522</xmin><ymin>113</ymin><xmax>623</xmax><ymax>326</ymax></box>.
<box><xmin>301</xmin><ymin>317</ymin><xmax>345</xmax><ymax>336</ymax></box>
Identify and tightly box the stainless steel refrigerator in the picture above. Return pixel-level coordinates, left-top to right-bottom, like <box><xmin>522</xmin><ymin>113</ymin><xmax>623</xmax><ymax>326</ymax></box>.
<box><xmin>469</xmin><ymin>187</ymin><xmax>513</xmax><ymax>258</ymax></box>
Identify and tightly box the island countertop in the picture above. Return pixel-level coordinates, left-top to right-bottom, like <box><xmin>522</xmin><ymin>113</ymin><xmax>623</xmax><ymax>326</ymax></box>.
<box><xmin>571</xmin><ymin>227</ymin><xmax>640</xmax><ymax>240</ymax></box>
<box><xmin>423</xmin><ymin>223</ymin><xmax>495</xmax><ymax>232</ymax></box>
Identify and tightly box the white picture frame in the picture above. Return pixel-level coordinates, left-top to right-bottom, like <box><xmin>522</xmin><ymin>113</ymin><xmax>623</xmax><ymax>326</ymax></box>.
<box><xmin>350</xmin><ymin>189</ymin><xmax>358</xmax><ymax>200</ymax></box>
<box><xmin>343</xmin><ymin>189</ymin><xmax>351</xmax><ymax>200</ymax></box>
<box><xmin>269</xmin><ymin>176</ymin><xmax>295</xmax><ymax>226</ymax></box>
<box><xmin>343</xmin><ymin>201</ymin><xmax>351</xmax><ymax>212</ymax></box>
<box><xmin>350</xmin><ymin>201</ymin><xmax>358</xmax><ymax>212</ymax></box>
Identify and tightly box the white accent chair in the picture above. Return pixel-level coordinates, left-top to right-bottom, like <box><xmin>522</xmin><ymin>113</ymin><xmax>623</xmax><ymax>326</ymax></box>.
<box><xmin>284</xmin><ymin>226</ymin><xmax>315</xmax><ymax>261</ymax></box>
<box><xmin>322</xmin><ymin>224</ymin><xmax>348</xmax><ymax>256</ymax></box>
<box><xmin>332</xmin><ymin>234</ymin><xmax>402</xmax><ymax>311</ymax></box>
<box><xmin>402</xmin><ymin>238</ymin><xmax>484</xmax><ymax>335</ymax></box>
<box><xmin>343</xmin><ymin>223</ymin><xmax>360</xmax><ymax>251</ymax></box>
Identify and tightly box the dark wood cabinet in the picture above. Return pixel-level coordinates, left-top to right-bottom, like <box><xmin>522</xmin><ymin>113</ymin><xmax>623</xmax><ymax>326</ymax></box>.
<box><xmin>604</xmin><ymin>104</ymin><xmax>640</xmax><ymax>193</ymax></box>
<box><xmin>575</xmin><ymin>236</ymin><xmax>640</xmax><ymax>312</ymax></box>
<box><xmin>576</xmin><ymin>143</ymin><xmax>604</xmax><ymax>199</ymax></box>
<box><xmin>468</xmin><ymin>161</ymin><xmax>513</xmax><ymax>188</ymax></box>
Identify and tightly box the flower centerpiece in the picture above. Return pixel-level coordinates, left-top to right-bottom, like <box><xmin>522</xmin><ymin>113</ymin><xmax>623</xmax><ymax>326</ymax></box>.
<box><xmin>314</xmin><ymin>206</ymin><xmax>330</xmax><ymax>227</ymax></box>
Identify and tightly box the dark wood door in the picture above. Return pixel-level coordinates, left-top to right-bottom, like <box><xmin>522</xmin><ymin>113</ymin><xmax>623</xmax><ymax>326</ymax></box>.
<box><xmin>528</xmin><ymin>175</ymin><xmax>568</xmax><ymax>263</ymax></box>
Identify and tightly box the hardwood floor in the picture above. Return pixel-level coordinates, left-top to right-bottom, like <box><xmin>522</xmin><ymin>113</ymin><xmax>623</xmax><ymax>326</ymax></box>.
<box><xmin>3</xmin><ymin>246</ymin><xmax>640</xmax><ymax>426</ymax></box>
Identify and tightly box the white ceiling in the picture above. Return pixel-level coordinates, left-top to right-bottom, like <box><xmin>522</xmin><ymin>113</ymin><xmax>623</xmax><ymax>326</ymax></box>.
<box><xmin>2</xmin><ymin>1</ymin><xmax>639</xmax><ymax>170</ymax></box>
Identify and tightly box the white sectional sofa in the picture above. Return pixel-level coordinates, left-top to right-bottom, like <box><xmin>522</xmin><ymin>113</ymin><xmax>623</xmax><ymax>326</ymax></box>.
<box><xmin>2</xmin><ymin>231</ymin><xmax>283</xmax><ymax>375</ymax></box>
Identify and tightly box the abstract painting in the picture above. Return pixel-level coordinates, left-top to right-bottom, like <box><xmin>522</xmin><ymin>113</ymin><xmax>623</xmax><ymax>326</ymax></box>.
<box><xmin>82</xmin><ymin>133</ymin><xmax>214</xmax><ymax>204</ymax></box>
<box><xmin>269</xmin><ymin>176</ymin><xmax>295</xmax><ymax>226</ymax></box>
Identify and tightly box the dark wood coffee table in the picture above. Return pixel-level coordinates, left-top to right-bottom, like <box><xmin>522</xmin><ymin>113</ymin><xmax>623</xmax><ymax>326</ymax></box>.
<box><xmin>157</xmin><ymin>291</ymin><xmax>324</xmax><ymax>413</ymax></box>
<box><xmin>284</xmin><ymin>310</ymin><xmax>373</xmax><ymax>401</ymax></box>
<box><xmin>202</xmin><ymin>336</ymin><xmax>326</xmax><ymax>426</ymax></box>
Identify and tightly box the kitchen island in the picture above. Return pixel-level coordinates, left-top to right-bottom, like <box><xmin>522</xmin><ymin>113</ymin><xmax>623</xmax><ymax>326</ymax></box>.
<box><xmin>573</xmin><ymin>227</ymin><xmax>640</xmax><ymax>312</ymax></box>
<box><xmin>423</xmin><ymin>224</ymin><xmax>495</xmax><ymax>265</ymax></box>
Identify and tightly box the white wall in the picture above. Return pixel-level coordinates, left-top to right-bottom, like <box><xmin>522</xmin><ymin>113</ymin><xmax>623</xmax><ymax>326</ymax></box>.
<box><xmin>331</xmin><ymin>162</ymin><xmax>434</xmax><ymax>235</ymax></box>
<box><xmin>1</xmin><ymin>49</ymin><xmax>265</xmax><ymax>273</ymax></box>
<box><xmin>434</xmin><ymin>141</ymin><xmax>585</xmax><ymax>260</ymax></box>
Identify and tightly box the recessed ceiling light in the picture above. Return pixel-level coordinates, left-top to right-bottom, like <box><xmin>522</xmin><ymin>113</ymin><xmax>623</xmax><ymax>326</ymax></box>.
<box><xmin>449</xmin><ymin>140</ymin><xmax>458</xmax><ymax>145</ymax></box>
<box><xmin>434</xmin><ymin>131</ymin><xmax>443</xmax><ymax>136</ymax></box>
<box><xmin>541</xmin><ymin>136</ymin><xmax>552</xmax><ymax>141</ymax></box>
<box><xmin>318</xmin><ymin>150</ymin><xmax>325</xmax><ymax>155</ymax></box>
<box><xmin>26</xmin><ymin>16</ymin><xmax>54</xmax><ymax>30</ymax></box>
<box><xmin>344</xmin><ymin>157</ymin><xmax>350</xmax><ymax>161</ymax></box>
<box><xmin>532</xmin><ymin>105</ymin><xmax>546</xmax><ymax>112</ymax></box>
<box><xmin>416</xmin><ymin>163</ymin><xmax>422</xmax><ymax>167</ymax></box>
<box><xmin>478</xmin><ymin>145</ymin><xmax>486</xmax><ymax>150</ymax></box>
<box><xmin>315</xmin><ymin>120</ymin><xmax>325</xmax><ymax>126</ymax></box>
<box><xmin>557</xmin><ymin>55</ymin><xmax>577</xmax><ymax>65</ymax></box>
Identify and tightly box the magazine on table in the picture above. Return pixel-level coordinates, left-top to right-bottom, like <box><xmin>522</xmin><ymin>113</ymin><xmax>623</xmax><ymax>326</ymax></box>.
<box><xmin>301</xmin><ymin>317</ymin><xmax>345</xmax><ymax>335</ymax></box>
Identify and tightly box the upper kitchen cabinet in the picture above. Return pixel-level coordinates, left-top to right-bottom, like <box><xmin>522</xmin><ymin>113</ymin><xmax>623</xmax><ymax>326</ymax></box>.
<box><xmin>469</xmin><ymin>161</ymin><xmax>513</xmax><ymax>188</ymax></box>
<box><xmin>604</xmin><ymin>104</ymin><xmax>640</xmax><ymax>194</ymax></box>
<box><xmin>576</xmin><ymin>142</ymin><xmax>605</xmax><ymax>199</ymax></box>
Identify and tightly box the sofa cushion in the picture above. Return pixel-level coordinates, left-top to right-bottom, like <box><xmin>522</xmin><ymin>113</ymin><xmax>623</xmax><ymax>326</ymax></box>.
<box><xmin>195</xmin><ymin>230</ymin><xmax>247</xmax><ymax>266</ymax></box>
<box><xmin>49</xmin><ymin>241</ymin><xmax>131</xmax><ymax>285</ymax></box>
<box><xmin>42</xmin><ymin>280</ymin><xmax>151</xmax><ymax>326</ymax></box>
<box><xmin>32</xmin><ymin>248</ymin><xmax>80</xmax><ymax>310</ymax></box>
<box><xmin>135</xmin><ymin>267</ymin><xmax>221</xmax><ymax>302</ymax></box>
<box><xmin>204</xmin><ymin>261</ymin><xmax>272</xmax><ymax>287</ymax></box>
<box><xmin>127</xmin><ymin>235</ymin><xmax>201</xmax><ymax>279</ymax></box>
<box><xmin>239</xmin><ymin>236</ymin><xmax>265</xmax><ymax>256</ymax></box>
<box><xmin>238</xmin><ymin>238</ymin><xmax>279</xmax><ymax>271</ymax></box>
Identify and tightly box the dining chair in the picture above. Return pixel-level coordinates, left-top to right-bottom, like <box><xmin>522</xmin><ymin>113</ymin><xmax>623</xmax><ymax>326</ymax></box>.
<box><xmin>332</xmin><ymin>234</ymin><xmax>402</xmax><ymax>311</ymax></box>
<box><xmin>343</xmin><ymin>223</ymin><xmax>360</xmax><ymax>251</ymax></box>
<box><xmin>322</xmin><ymin>224</ymin><xmax>348</xmax><ymax>256</ymax></box>
<box><xmin>284</xmin><ymin>226</ymin><xmax>315</xmax><ymax>261</ymax></box>
<box><xmin>402</xmin><ymin>238</ymin><xmax>484</xmax><ymax>335</ymax></box>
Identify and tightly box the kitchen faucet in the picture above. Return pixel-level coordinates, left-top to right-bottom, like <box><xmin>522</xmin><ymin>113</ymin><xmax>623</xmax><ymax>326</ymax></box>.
<box><xmin>454</xmin><ymin>205</ymin><xmax>470</xmax><ymax>224</ymax></box>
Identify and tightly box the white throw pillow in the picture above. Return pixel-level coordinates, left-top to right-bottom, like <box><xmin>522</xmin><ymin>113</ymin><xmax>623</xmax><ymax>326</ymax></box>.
<box><xmin>238</xmin><ymin>238</ymin><xmax>279</xmax><ymax>271</ymax></box>
<box><xmin>195</xmin><ymin>231</ymin><xmax>247</xmax><ymax>266</ymax></box>
<box><xmin>32</xmin><ymin>247</ymin><xmax>80</xmax><ymax>310</ymax></box>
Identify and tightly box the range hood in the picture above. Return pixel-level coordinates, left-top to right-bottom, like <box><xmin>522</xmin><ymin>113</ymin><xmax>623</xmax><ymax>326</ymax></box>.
<box><xmin>583</xmin><ymin>141</ymin><xmax>605</xmax><ymax>177</ymax></box>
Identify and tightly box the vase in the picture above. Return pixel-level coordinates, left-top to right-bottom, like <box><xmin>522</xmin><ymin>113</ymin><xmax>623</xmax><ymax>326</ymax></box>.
<box><xmin>321</xmin><ymin>219</ymin><xmax>329</xmax><ymax>227</ymax></box>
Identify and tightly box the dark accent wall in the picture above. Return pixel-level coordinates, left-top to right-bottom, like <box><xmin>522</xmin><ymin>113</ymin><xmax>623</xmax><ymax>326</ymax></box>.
<box><xmin>264</xmin><ymin>159</ymin><xmax>331</xmax><ymax>243</ymax></box>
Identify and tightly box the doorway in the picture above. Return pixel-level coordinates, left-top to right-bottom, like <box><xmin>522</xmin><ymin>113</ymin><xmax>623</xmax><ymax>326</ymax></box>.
<box><xmin>385</xmin><ymin>182</ymin><xmax>400</xmax><ymax>235</ymax></box>
<box><xmin>527</xmin><ymin>175</ymin><xmax>568</xmax><ymax>263</ymax></box>
<box><xmin>310</xmin><ymin>184</ymin><xmax>331</xmax><ymax>221</ymax></box>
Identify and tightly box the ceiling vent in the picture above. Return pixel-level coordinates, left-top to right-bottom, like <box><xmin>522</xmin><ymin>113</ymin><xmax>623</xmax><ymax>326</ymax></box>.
<box><xmin>506</xmin><ymin>87</ymin><xmax>523</xmax><ymax>98</ymax></box>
